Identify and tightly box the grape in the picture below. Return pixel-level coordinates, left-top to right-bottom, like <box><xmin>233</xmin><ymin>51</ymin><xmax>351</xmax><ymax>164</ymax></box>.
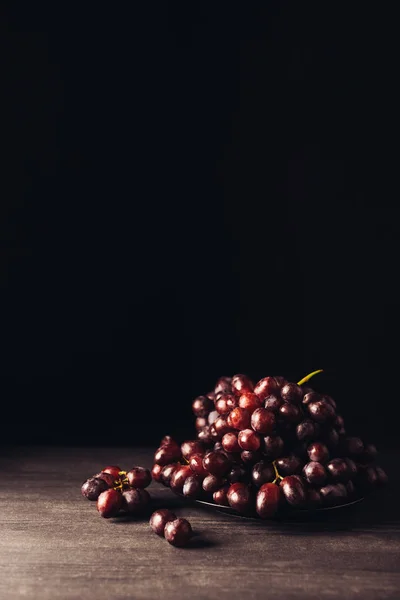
<box><xmin>344</xmin><ymin>436</ymin><xmax>364</xmax><ymax>456</ymax></box>
<box><xmin>208</xmin><ymin>410</ymin><xmax>219</xmax><ymax>425</ymax></box>
<box><xmin>228</xmin><ymin>464</ymin><xmax>248</xmax><ymax>483</ymax></box>
<box><xmin>303</xmin><ymin>462</ymin><xmax>327</xmax><ymax>486</ymax></box>
<box><xmin>326</xmin><ymin>458</ymin><xmax>351</xmax><ymax>482</ymax></box>
<box><xmin>238</xmin><ymin>429</ymin><xmax>261</xmax><ymax>451</ymax></box>
<box><xmin>122</xmin><ymin>488</ymin><xmax>150</xmax><ymax>514</ymax></box>
<box><xmin>214</xmin><ymin>376</ymin><xmax>232</xmax><ymax>395</ymax></box>
<box><xmin>214</xmin><ymin>416</ymin><xmax>233</xmax><ymax>437</ymax></box>
<box><xmin>254</xmin><ymin>376</ymin><xmax>279</xmax><ymax>400</ymax></box>
<box><xmin>252</xmin><ymin>461</ymin><xmax>275</xmax><ymax>487</ymax></box>
<box><xmin>222</xmin><ymin>432</ymin><xmax>241</xmax><ymax>453</ymax></box>
<box><xmin>302</xmin><ymin>391</ymin><xmax>321</xmax><ymax>405</ymax></box>
<box><xmin>227</xmin><ymin>483</ymin><xmax>253</xmax><ymax>514</ymax></box>
<box><xmin>240</xmin><ymin>449</ymin><xmax>262</xmax><ymax>464</ymax></box>
<box><xmin>81</xmin><ymin>477</ymin><xmax>109</xmax><ymax>501</ymax></box>
<box><xmin>256</xmin><ymin>483</ymin><xmax>280</xmax><ymax>518</ymax></box>
<box><xmin>238</xmin><ymin>392</ymin><xmax>262</xmax><ymax>414</ymax></box>
<box><xmin>251</xmin><ymin>408</ymin><xmax>276</xmax><ymax>435</ymax></box>
<box><xmin>281</xmin><ymin>382</ymin><xmax>303</xmax><ymax>404</ymax></box>
<box><xmin>280</xmin><ymin>476</ymin><xmax>306</xmax><ymax>507</ymax></box>
<box><xmin>375</xmin><ymin>466</ymin><xmax>388</xmax><ymax>486</ymax></box>
<box><xmin>149</xmin><ymin>509</ymin><xmax>177</xmax><ymax>536</ymax></box>
<box><xmin>264</xmin><ymin>395</ymin><xmax>282</xmax><ymax>412</ymax></box>
<box><xmin>279</xmin><ymin>403</ymin><xmax>302</xmax><ymax>424</ymax></box>
<box><xmin>189</xmin><ymin>453</ymin><xmax>209</xmax><ymax>477</ymax></box>
<box><xmin>151</xmin><ymin>464</ymin><xmax>163</xmax><ymax>483</ymax></box>
<box><xmin>263</xmin><ymin>435</ymin><xmax>284</xmax><ymax>458</ymax></box>
<box><xmin>213</xmin><ymin>485</ymin><xmax>230</xmax><ymax>506</ymax></box>
<box><xmin>275</xmin><ymin>455</ymin><xmax>303</xmax><ymax>476</ymax></box>
<box><xmin>181</xmin><ymin>440</ymin><xmax>204</xmax><ymax>461</ymax></box>
<box><xmin>229</xmin><ymin>407</ymin><xmax>251</xmax><ymax>430</ymax></box>
<box><xmin>94</xmin><ymin>472</ymin><xmax>116</xmax><ymax>487</ymax></box>
<box><xmin>192</xmin><ymin>395</ymin><xmax>214</xmax><ymax>417</ymax></box>
<box><xmin>203</xmin><ymin>474</ymin><xmax>225</xmax><ymax>493</ymax></box>
<box><xmin>203</xmin><ymin>451</ymin><xmax>231</xmax><ymax>476</ymax></box>
<box><xmin>231</xmin><ymin>374</ymin><xmax>254</xmax><ymax>396</ymax></box>
<box><xmin>307</xmin><ymin>400</ymin><xmax>335</xmax><ymax>423</ymax></box>
<box><xmin>307</xmin><ymin>488</ymin><xmax>322</xmax><ymax>508</ymax></box>
<box><xmin>160</xmin><ymin>463</ymin><xmax>178</xmax><ymax>487</ymax></box>
<box><xmin>195</xmin><ymin>417</ymin><xmax>207</xmax><ymax>431</ymax></box>
<box><xmin>154</xmin><ymin>445</ymin><xmax>181</xmax><ymax>466</ymax></box>
<box><xmin>164</xmin><ymin>518</ymin><xmax>193</xmax><ymax>547</ymax></box>
<box><xmin>197</xmin><ymin>426</ymin><xmax>213</xmax><ymax>445</ymax></box>
<box><xmin>319</xmin><ymin>484</ymin><xmax>343</xmax><ymax>506</ymax></box>
<box><xmin>170</xmin><ymin>465</ymin><xmax>192</xmax><ymax>493</ymax></box>
<box><xmin>344</xmin><ymin>458</ymin><xmax>358</xmax><ymax>478</ymax></box>
<box><xmin>102</xmin><ymin>466</ymin><xmax>122</xmax><ymax>479</ymax></box>
<box><xmin>322</xmin><ymin>395</ymin><xmax>337</xmax><ymax>410</ymax></box>
<box><xmin>307</xmin><ymin>442</ymin><xmax>330</xmax><ymax>463</ymax></box>
<box><xmin>296</xmin><ymin>420</ymin><xmax>317</xmax><ymax>442</ymax></box>
<box><xmin>97</xmin><ymin>489</ymin><xmax>122</xmax><ymax>518</ymax></box>
<box><xmin>126</xmin><ymin>467</ymin><xmax>152</xmax><ymax>489</ymax></box>
<box><xmin>183</xmin><ymin>475</ymin><xmax>202</xmax><ymax>499</ymax></box>
<box><xmin>215</xmin><ymin>394</ymin><xmax>237</xmax><ymax>415</ymax></box>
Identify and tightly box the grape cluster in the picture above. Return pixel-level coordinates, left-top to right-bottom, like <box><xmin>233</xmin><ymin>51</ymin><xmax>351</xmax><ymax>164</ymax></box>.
<box><xmin>152</xmin><ymin>374</ymin><xmax>388</xmax><ymax>518</ymax></box>
<box><xmin>81</xmin><ymin>465</ymin><xmax>152</xmax><ymax>518</ymax></box>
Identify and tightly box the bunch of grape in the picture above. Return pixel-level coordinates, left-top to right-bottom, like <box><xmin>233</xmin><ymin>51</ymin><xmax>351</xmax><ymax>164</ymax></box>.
<box><xmin>152</xmin><ymin>374</ymin><xmax>388</xmax><ymax>518</ymax></box>
<box><xmin>81</xmin><ymin>465</ymin><xmax>152</xmax><ymax>518</ymax></box>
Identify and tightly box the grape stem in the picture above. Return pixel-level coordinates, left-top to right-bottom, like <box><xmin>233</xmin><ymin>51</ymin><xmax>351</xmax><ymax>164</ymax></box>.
<box><xmin>297</xmin><ymin>369</ymin><xmax>323</xmax><ymax>386</ymax></box>
<box><xmin>272</xmin><ymin>460</ymin><xmax>283</xmax><ymax>485</ymax></box>
<box><xmin>113</xmin><ymin>470</ymin><xmax>129</xmax><ymax>492</ymax></box>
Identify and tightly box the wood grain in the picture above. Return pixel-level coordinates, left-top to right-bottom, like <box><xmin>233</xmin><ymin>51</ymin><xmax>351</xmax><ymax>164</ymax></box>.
<box><xmin>0</xmin><ymin>446</ymin><xmax>399</xmax><ymax>600</ymax></box>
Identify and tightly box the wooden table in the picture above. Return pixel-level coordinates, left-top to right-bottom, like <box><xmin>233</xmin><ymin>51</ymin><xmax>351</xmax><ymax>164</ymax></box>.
<box><xmin>1</xmin><ymin>446</ymin><xmax>399</xmax><ymax>600</ymax></box>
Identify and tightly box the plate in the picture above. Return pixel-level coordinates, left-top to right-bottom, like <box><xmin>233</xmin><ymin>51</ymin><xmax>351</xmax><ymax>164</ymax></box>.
<box><xmin>186</xmin><ymin>495</ymin><xmax>365</xmax><ymax>520</ymax></box>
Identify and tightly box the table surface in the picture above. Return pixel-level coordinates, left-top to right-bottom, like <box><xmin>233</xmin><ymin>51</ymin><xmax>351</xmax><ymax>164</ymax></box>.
<box><xmin>0</xmin><ymin>446</ymin><xmax>399</xmax><ymax>600</ymax></box>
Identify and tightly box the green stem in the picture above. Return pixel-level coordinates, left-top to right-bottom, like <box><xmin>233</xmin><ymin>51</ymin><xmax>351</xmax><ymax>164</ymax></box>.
<box><xmin>297</xmin><ymin>369</ymin><xmax>323</xmax><ymax>386</ymax></box>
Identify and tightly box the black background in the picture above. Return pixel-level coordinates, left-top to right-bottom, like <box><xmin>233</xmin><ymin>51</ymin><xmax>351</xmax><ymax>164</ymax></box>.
<box><xmin>1</xmin><ymin>4</ymin><xmax>399</xmax><ymax>448</ymax></box>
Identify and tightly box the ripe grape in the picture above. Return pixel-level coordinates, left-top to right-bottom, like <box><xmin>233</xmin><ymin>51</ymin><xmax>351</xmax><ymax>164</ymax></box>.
<box><xmin>307</xmin><ymin>400</ymin><xmax>335</xmax><ymax>423</ymax></box>
<box><xmin>229</xmin><ymin>407</ymin><xmax>251</xmax><ymax>430</ymax></box>
<box><xmin>192</xmin><ymin>396</ymin><xmax>214</xmax><ymax>417</ymax></box>
<box><xmin>238</xmin><ymin>392</ymin><xmax>262</xmax><ymax>414</ymax></box>
<box><xmin>160</xmin><ymin>463</ymin><xmax>178</xmax><ymax>487</ymax></box>
<box><xmin>263</xmin><ymin>435</ymin><xmax>284</xmax><ymax>458</ymax></box>
<box><xmin>122</xmin><ymin>488</ymin><xmax>150</xmax><ymax>514</ymax></box>
<box><xmin>183</xmin><ymin>475</ymin><xmax>202</xmax><ymax>499</ymax></box>
<box><xmin>228</xmin><ymin>464</ymin><xmax>248</xmax><ymax>483</ymax></box>
<box><xmin>296</xmin><ymin>420</ymin><xmax>317</xmax><ymax>442</ymax></box>
<box><xmin>214</xmin><ymin>376</ymin><xmax>232</xmax><ymax>395</ymax></box>
<box><xmin>231</xmin><ymin>374</ymin><xmax>254</xmax><ymax>396</ymax></box>
<box><xmin>154</xmin><ymin>445</ymin><xmax>181</xmax><ymax>466</ymax></box>
<box><xmin>208</xmin><ymin>410</ymin><xmax>219</xmax><ymax>425</ymax></box>
<box><xmin>238</xmin><ymin>429</ymin><xmax>261</xmax><ymax>451</ymax></box>
<box><xmin>164</xmin><ymin>518</ymin><xmax>193</xmax><ymax>547</ymax></box>
<box><xmin>181</xmin><ymin>440</ymin><xmax>204</xmax><ymax>461</ymax></box>
<box><xmin>203</xmin><ymin>474</ymin><xmax>224</xmax><ymax>493</ymax></box>
<box><xmin>279</xmin><ymin>403</ymin><xmax>302</xmax><ymax>424</ymax></box>
<box><xmin>280</xmin><ymin>476</ymin><xmax>306</xmax><ymax>507</ymax></box>
<box><xmin>281</xmin><ymin>382</ymin><xmax>303</xmax><ymax>404</ymax></box>
<box><xmin>254</xmin><ymin>376</ymin><xmax>279</xmax><ymax>400</ymax></box>
<box><xmin>307</xmin><ymin>442</ymin><xmax>330</xmax><ymax>463</ymax></box>
<box><xmin>227</xmin><ymin>482</ymin><xmax>253</xmax><ymax>514</ymax></box>
<box><xmin>151</xmin><ymin>464</ymin><xmax>163</xmax><ymax>483</ymax></box>
<box><xmin>214</xmin><ymin>416</ymin><xmax>233</xmax><ymax>437</ymax></box>
<box><xmin>222</xmin><ymin>432</ymin><xmax>241</xmax><ymax>453</ymax></box>
<box><xmin>102</xmin><ymin>466</ymin><xmax>122</xmax><ymax>479</ymax></box>
<box><xmin>213</xmin><ymin>485</ymin><xmax>230</xmax><ymax>506</ymax></box>
<box><xmin>215</xmin><ymin>394</ymin><xmax>237</xmax><ymax>415</ymax></box>
<box><xmin>81</xmin><ymin>477</ymin><xmax>109</xmax><ymax>501</ymax></box>
<box><xmin>252</xmin><ymin>461</ymin><xmax>275</xmax><ymax>487</ymax></box>
<box><xmin>126</xmin><ymin>467</ymin><xmax>152</xmax><ymax>489</ymax></box>
<box><xmin>303</xmin><ymin>461</ymin><xmax>327</xmax><ymax>486</ymax></box>
<box><xmin>189</xmin><ymin>453</ymin><xmax>209</xmax><ymax>477</ymax></box>
<box><xmin>203</xmin><ymin>451</ymin><xmax>231</xmax><ymax>476</ymax></box>
<box><xmin>240</xmin><ymin>449</ymin><xmax>262</xmax><ymax>464</ymax></box>
<box><xmin>97</xmin><ymin>488</ymin><xmax>122</xmax><ymax>518</ymax></box>
<box><xmin>195</xmin><ymin>417</ymin><xmax>207</xmax><ymax>431</ymax></box>
<box><xmin>251</xmin><ymin>408</ymin><xmax>276</xmax><ymax>435</ymax></box>
<box><xmin>256</xmin><ymin>483</ymin><xmax>280</xmax><ymax>518</ymax></box>
<box><xmin>264</xmin><ymin>395</ymin><xmax>282</xmax><ymax>412</ymax></box>
<box><xmin>170</xmin><ymin>465</ymin><xmax>192</xmax><ymax>493</ymax></box>
<box><xmin>275</xmin><ymin>455</ymin><xmax>303</xmax><ymax>476</ymax></box>
<box><xmin>326</xmin><ymin>458</ymin><xmax>350</xmax><ymax>482</ymax></box>
<box><xmin>149</xmin><ymin>509</ymin><xmax>177</xmax><ymax>536</ymax></box>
